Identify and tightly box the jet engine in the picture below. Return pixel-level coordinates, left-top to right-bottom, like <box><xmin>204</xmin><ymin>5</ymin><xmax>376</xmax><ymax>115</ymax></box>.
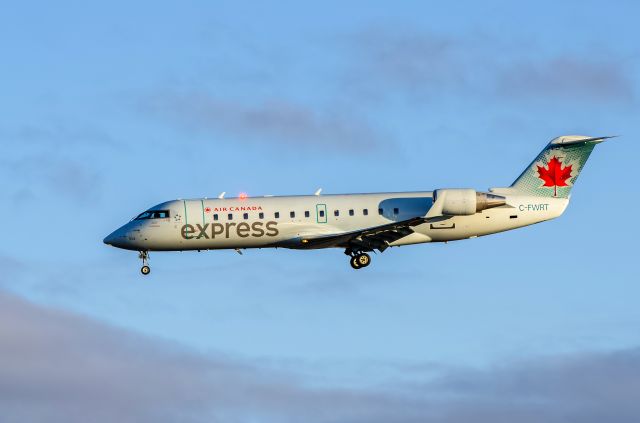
<box><xmin>433</xmin><ymin>189</ymin><xmax>506</xmax><ymax>216</ymax></box>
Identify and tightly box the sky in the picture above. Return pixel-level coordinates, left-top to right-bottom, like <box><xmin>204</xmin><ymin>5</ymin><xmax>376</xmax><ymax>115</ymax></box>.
<box><xmin>1</xmin><ymin>0</ymin><xmax>639</xmax><ymax>421</ymax></box>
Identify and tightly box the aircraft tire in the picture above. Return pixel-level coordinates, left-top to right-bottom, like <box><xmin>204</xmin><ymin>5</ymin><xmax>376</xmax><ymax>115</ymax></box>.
<box><xmin>357</xmin><ymin>253</ymin><xmax>371</xmax><ymax>267</ymax></box>
<box><xmin>141</xmin><ymin>265</ymin><xmax>151</xmax><ymax>275</ymax></box>
<box><xmin>350</xmin><ymin>256</ymin><xmax>361</xmax><ymax>269</ymax></box>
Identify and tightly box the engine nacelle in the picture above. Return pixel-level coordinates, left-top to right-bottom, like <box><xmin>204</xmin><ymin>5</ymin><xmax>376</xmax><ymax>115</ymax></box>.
<box><xmin>433</xmin><ymin>189</ymin><xmax>506</xmax><ymax>216</ymax></box>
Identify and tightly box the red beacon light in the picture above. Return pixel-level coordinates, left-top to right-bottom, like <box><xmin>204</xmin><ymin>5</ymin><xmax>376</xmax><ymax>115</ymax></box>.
<box><xmin>238</xmin><ymin>192</ymin><xmax>248</xmax><ymax>200</ymax></box>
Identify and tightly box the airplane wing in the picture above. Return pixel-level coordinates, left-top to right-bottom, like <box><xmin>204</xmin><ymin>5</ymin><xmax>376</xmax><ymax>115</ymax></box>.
<box><xmin>296</xmin><ymin>216</ymin><xmax>428</xmax><ymax>252</ymax></box>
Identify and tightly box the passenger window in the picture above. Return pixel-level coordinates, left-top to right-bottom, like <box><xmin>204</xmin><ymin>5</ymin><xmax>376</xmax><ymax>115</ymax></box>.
<box><xmin>259</xmin><ymin>212</ymin><xmax>264</xmax><ymax>219</ymax></box>
<box><xmin>243</xmin><ymin>213</ymin><xmax>248</xmax><ymax>220</ymax></box>
<box><xmin>394</xmin><ymin>208</ymin><xmax>399</xmax><ymax>215</ymax></box>
<box><xmin>275</xmin><ymin>212</ymin><xmax>280</xmax><ymax>219</ymax></box>
<box><xmin>228</xmin><ymin>213</ymin><xmax>233</xmax><ymax>220</ymax></box>
<box><xmin>290</xmin><ymin>211</ymin><xmax>295</xmax><ymax>218</ymax></box>
<box><xmin>319</xmin><ymin>210</ymin><xmax>325</xmax><ymax>217</ymax></box>
<box><xmin>363</xmin><ymin>209</ymin><xmax>368</xmax><ymax>216</ymax></box>
<box><xmin>334</xmin><ymin>210</ymin><xmax>339</xmax><ymax>217</ymax></box>
<box><xmin>349</xmin><ymin>209</ymin><xmax>354</xmax><ymax>216</ymax></box>
<box><xmin>213</xmin><ymin>214</ymin><xmax>218</xmax><ymax>221</ymax></box>
<box><xmin>304</xmin><ymin>211</ymin><xmax>310</xmax><ymax>218</ymax></box>
<box><xmin>378</xmin><ymin>208</ymin><xmax>383</xmax><ymax>215</ymax></box>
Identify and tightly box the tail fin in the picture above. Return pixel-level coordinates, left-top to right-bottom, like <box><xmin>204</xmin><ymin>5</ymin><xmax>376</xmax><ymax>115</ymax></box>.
<box><xmin>492</xmin><ymin>135</ymin><xmax>612</xmax><ymax>198</ymax></box>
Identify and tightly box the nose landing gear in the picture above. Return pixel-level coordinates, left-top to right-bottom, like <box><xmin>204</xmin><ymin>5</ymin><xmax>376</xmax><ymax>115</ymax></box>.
<box><xmin>139</xmin><ymin>251</ymin><xmax>150</xmax><ymax>275</ymax></box>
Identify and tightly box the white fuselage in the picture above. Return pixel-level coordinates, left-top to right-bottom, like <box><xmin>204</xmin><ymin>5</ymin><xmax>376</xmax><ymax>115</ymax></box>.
<box><xmin>104</xmin><ymin>192</ymin><xmax>568</xmax><ymax>252</ymax></box>
<box><xmin>103</xmin><ymin>134</ymin><xmax>608</xmax><ymax>274</ymax></box>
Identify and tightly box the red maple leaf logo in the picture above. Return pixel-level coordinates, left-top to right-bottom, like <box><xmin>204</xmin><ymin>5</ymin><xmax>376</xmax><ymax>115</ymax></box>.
<box><xmin>204</xmin><ymin>207</ymin><xmax>212</xmax><ymax>213</ymax></box>
<box><xmin>537</xmin><ymin>156</ymin><xmax>573</xmax><ymax>197</ymax></box>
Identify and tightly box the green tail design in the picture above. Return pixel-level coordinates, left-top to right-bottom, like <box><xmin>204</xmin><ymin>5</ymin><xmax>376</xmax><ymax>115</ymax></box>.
<box><xmin>508</xmin><ymin>135</ymin><xmax>611</xmax><ymax>198</ymax></box>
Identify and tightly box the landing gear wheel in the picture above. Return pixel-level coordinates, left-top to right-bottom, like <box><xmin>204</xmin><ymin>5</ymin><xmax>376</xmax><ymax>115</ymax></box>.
<box><xmin>138</xmin><ymin>251</ymin><xmax>150</xmax><ymax>276</ymax></box>
<box><xmin>357</xmin><ymin>253</ymin><xmax>371</xmax><ymax>267</ymax></box>
<box><xmin>349</xmin><ymin>253</ymin><xmax>371</xmax><ymax>270</ymax></box>
<box><xmin>350</xmin><ymin>256</ymin><xmax>361</xmax><ymax>269</ymax></box>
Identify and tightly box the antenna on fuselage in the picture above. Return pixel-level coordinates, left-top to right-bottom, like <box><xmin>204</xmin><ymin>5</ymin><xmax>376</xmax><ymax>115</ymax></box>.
<box><xmin>218</xmin><ymin>192</ymin><xmax>226</xmax><ymax>199</ymax></box>
<box><xmin>314</xmin><ymin>188</ymin><xmax>322</xmax><ymax>196</ymax></box>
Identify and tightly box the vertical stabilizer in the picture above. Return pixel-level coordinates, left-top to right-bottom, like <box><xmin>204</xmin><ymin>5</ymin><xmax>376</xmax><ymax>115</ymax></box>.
<box><xmin>493</xmin><ymin>135</ymin><xmax>612</xmax><ymax>198</ymax></box>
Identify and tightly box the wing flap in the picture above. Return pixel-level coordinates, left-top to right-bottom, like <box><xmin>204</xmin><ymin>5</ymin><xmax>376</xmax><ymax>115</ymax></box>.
<box><xmin>296</xmin><ymin>216</ymin><xmax>427</xmax><ymax>252</ymax></box>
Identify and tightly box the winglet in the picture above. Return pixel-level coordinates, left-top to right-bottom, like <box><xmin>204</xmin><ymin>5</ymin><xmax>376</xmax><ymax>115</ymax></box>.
<box><xmin>218</xmin><ymin>192</ymin><xmax>226</xmax><ymax>199</ymax></box>
<box><xmin>314</xmin><ymin>188</ymin><xmax>322</xmax><ymax>196</ymax></box>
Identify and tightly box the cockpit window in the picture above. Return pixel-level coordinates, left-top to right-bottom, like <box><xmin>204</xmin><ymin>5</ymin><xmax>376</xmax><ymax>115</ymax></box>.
<box><xmin>135</xmin><ymin>210</ymin><xmax>170</xmax><ymax>220</ymax></box>
<box><xmin>135</xmin><ymin>211</ymin><xmax>152</xmax><ymax>220</ymax></box>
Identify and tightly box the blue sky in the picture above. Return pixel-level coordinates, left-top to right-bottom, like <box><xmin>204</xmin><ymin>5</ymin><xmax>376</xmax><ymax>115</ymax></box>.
<box><xmin>1</xmin><ymin>1</ymin><xmax>640</xmax><ymax>421</ymax></box>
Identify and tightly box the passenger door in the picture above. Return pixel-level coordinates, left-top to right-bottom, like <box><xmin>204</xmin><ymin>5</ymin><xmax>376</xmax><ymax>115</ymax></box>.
<box><xmin>316</xmin><ymin>204</ymin><xmax>327</xmax><ymax>224</ymax></box>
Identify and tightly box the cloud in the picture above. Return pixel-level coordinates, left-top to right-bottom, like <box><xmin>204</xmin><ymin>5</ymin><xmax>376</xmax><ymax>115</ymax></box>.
<box><xmin>0</xmin><ymin>256</ymin><xmax>24</xmax><ymax>288</ymax></box>
<box><xmin>0</xmin><ymin>124</ymin><xmax>110</xmax><ymax>204</ymax></box>
<box><xmin>342</xmin><ymin>29</ymin><xmax>473</xmax><ymax>102</ymax></box>
<box><xmin>143</xmin><ymin>91</ymin><xmax>383</xmax><ymax>152</ymax></box>
<box><xmin>0</xmin><ymin>290</ymin><xmax>417</xmax><ymax>423</ymax></box>
<box><xmin>424</xmin><ymin>348</ymin><xmax>640</xmax><ymax>423</ymax></box>
<box><xmin>498</xmin><ymin>58</ymin><xmax>635</xmax><ymax>103</ymax></box>
<box><xmin>137</xmin><ymin>29</ymin><xmax>636</xmax><ymax>153</ymax></box>
<box><xmin>0</xmin><ymin>154</ymin><xmax>101</xmax><ymax>204</ymax></box>
<box><xmin>45</xmin><ymin>159</ymin><xmax>102</xmax><ymax>201</ymax></box>
<box><xmin>342</xmin><ymin>28</ymin><xmax>635</xmax><ymax>106</ymax></box>
<box><xmin>2</xmin><ymin>289</ymin><xmax>640</xmax><ymax>423</ymax></box>
<box><xmin>0</xmin><ymin>124</ymin><xmax>117</xmax><ymax>148</ymax></box>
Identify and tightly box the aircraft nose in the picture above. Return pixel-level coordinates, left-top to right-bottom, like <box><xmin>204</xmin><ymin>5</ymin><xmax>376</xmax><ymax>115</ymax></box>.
<box><xmin>103</xmin><ymin>227</ymin><xmax>129</xmax><ymax>248</ymax></box>
<box><xmin>103</xmin><ymin>230</ymin><xmax>119</xmax><ymax>246</ymax></box>
<box><xmin>103</xmin><ymin>232</ymin><xmax>115</xmax><ymax>245</ymax></box>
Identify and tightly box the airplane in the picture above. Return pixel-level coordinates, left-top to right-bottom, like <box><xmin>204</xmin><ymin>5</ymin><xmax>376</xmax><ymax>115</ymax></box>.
<box><xmin>104</xmin><ymin>135</ymin><xmax>611</xmax><ymax>274</ymax></box>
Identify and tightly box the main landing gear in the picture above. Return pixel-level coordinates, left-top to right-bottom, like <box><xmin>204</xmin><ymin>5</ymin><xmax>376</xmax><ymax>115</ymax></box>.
<box><xmin>139</xmin><ymin>251</ymin><xmax>150</xmax><ymax>275</ymax></box>
<box><xmin>348</xmin><ymin>251</ymin><xmax>371</xmax><ymax>270</ymax></box>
